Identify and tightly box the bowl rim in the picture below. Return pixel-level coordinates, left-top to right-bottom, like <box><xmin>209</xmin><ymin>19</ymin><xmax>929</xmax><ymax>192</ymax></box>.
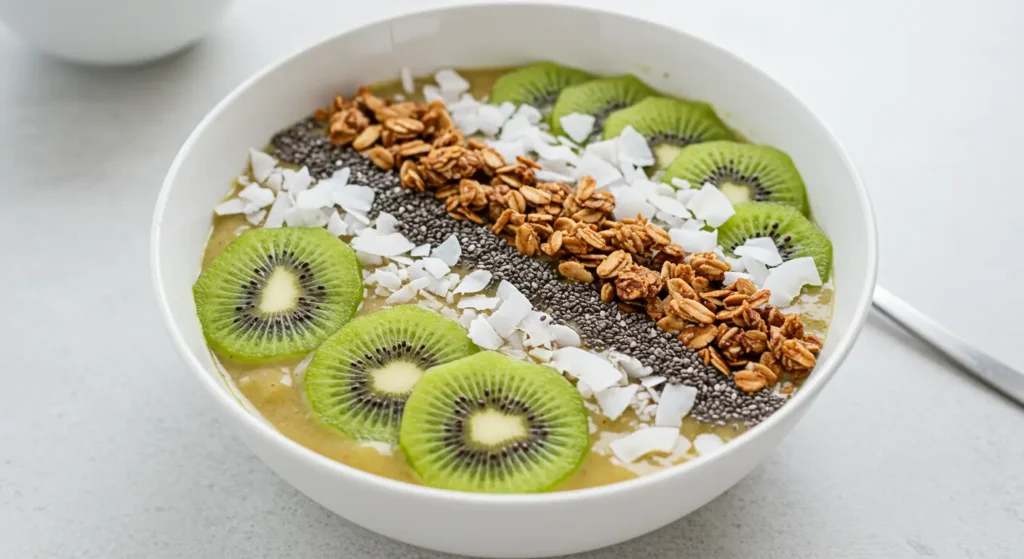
<box><xmin>151</xmin><ymin>1</ymin><xmax>878</xmax><ymax>505</ymax></box>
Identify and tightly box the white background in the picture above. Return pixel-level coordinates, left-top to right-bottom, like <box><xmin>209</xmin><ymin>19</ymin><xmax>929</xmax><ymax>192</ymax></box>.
<box><xmin>2</xmin><ymin>0</ymin><xmax>1023</xmax><ymax>557</ymax></box>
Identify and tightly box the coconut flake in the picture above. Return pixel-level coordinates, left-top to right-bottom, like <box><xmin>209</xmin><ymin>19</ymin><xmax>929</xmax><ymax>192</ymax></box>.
<box><xmin>407</xmin><ymin>277</ymin><xmax>430</xmax><ymax>291</ymax></box>
<box><xmin>528</xmin><ymin>347</ymin><xmax>553</xmax><ymax>362</ymax></box>
<box><xmin>468</xmin><ymin>316</ymin><xmax>504</xmax><ymax>350</ymax></box>
<box><xmin>724</xmin><ymin>256</ymin><xmax>745</xmax><ymax>272</ymax></box>
<box><xmin>585</xmin><ymin>139</ymin><xmax>619</xmax><ymax>165</ymax></box>
<box><xmin>723</xmin><ymin>271</ymin><xmax>754</xmax><ymax>286</ymax></box>
<box><xmin>351</xmin><ymin>232</ymin><xmax>415</xmax><ymax>257</ymax></box>
<box><xmin>574</xmin><ymin>153</ymin><xmax>623</xmax><ymax>187</ymax></box>
<box><xmin>594</xmin><ymin>385</ymin><xmax>639</xmax><ymax>421</ymax></box>
<box><xmin>488</xmin><ymin>282</ymin><xmax>532</xmax><ymax>337</ymax></box>
<box><xmin>410</xmin><ymin>243</ymin><xmax>431</xmax><ymax>257</ymax></box>
<box><xmin>245</xmin><ymin>210</ymin><xmax>266</xmax><ymax>226</ymax></box>
<box><xmin>608</xmin><ymin>351</ymin><xmax>651</xmax><ymax>378</ymax></box>
<box><xmin>263</xmin><ymin>191</ymin><xmax>293</xmax><ymax>228</ymax></box>
<box><xmin>560</xmin><ymin>113</ymin><xmax>596</xmax><ymax>144</ymax></box>
<box><xmin>616</xmin><ymin>125</ymin><xmax>655</xmax><ymax>167</ymax></box>
<box><xmin>688</xmin><ymin>183</ymin><xmax>736</xmax><ymax>227</ymax></box>
<box><xmin>420</xmin><ymin>257</ymin><xmax>451</xmax><ymax>279</ymax></box>
<box><xmin>457</xmin><ymin>295</ymin><xmax>501</xmax><ymax>311</ymax></box>
<box><xmin>741</xmin><ymin>255</ymin><xmax>770</xmax><ymax>285</ymax></box>
<box><xmin>453</xmin><ymin>269</ymin><xmax>492</xmax><ymax>295</ymax></box>
<box><xmin>498</xmin><ymin>101</ymin><xmax>517</xmax><ymax>120</ymax></box>
<box><xmin>763</xmin><ymin>257</ymin><xmax>822</xmax><ymax>307</ymax></box>
<box><xmin>295</xmin><ymin>180</ymin><xmax>335</xmax><ymax>210</ymax></box>
<box><xmin>609</xmin><ymin>427</ymin><xmax>680</xmax><ymax>463</ymax></box>
<box><xmin>550</xmin><ymin>347</ymin><xmax>622</xmax><ymax>392</ymax></box>
<box><xmin>647</xmin><ymin>194</ymin><xmax>691</xmax><ymax>219</ymax></box>
<box><xmin>435</xmin><ymin>69</ymin><xmax>470</xmax><ymax>94</ymax></box>
<box><xmin>249</xmin><ymin>149</ymin><xmax>276</xmax><ymax>183</ymax></box>
<box><xmin>432</xmin><ymin>234</ymin><xmax>461</xmax><ymax>266</ymax></box>
<box><xmin>326</xmin><ymin>211</ymin><xmax>348</xmax><ymax>236</ymax></box>
<box><xmin>375</xmin><ymin>212</ymin><xmax>400</xmax><ymax>235</ymax></box>
<box><xmin>518</xmin><ymin>311</ymin><xmax>553</xmax><ymax>348</ymax></box>
<box><xmin>425</xmin><ymin>277</ymin><xmax>451</xmax><ymax>298</ymax></box>
<box><xmin>641</xmin><ymin>375</ymin><xmax>667</xmax><ymax>388</ymax></box>
<box><xmin>385</xmin><ymin>284</ymin><xmax>417</xmax><ymax>304</ymax></box>
<box><xmin>476</xmin><ymin>104</ymin><xmax>507</xmax><ymax>137</ymax></box>
<box><xmin>512</xmin><ymin>104</ymin><xmax>541</xmax><ymax>125</ymax></box>
<box><xmin>238</xmin><ymin>183</ymin><xmax>275</xmax><ymax>209</ymax></box>
<box><xmin>669</xmin><ymin>228</ymin><xmax>718</xmax><ymax>253</ymax></box>
<box><xmin>459</xmin><ymin>309</ymin><xmax>477</xmax><ymax>329</ymax></box>
<box><xmin>282</xmin><ymin>166</ymin><xmax>314</xmax><ymax>193</ymax></box>
<box><xmin>284</xmin><ymin>207</ymin><xmax>329</xmax><ymax>228</ymax></box>
<box><xmin>422</xmin><ymin>85</ymin><xmax>444</xmax><ymax>103</ymax></box>
<box><xmin>548</xmin><ymin>324</ymin><xmax>581</xmax><ymax>347</ymax></box>
<box><xmin>372</xmin><ymin>270</ymin><xmax>402</xmax><ymax>291</ymax></box>
<box><xmin>620</xmin><ymin>162</ymin><xmax>647</xmax><ymax>185</ymax></box>
<box><xmin>534</xmin><ymin>169</ymin><xmax>577</xmax><ymax>183</ymax></box>
<box><xmin>654</xmin><ymin>384</ymin><xmax>698</xmax><ymax>427</ymax></box>
<box><xmin>344</xmin><ymin>211</ymin><xmax>371</xmax><ymax>230</ymax></box>
<box><xmin>533</xmin><ymin>142</ymin><xmax>578</xmax><ymax>164</ymax></box>
<box><xmin>693</xmin><ymin>433</ymin><xmax>725</xmax><ymax>455</ymax></box>
<box><xmin>496</xmin><ymin>279</ymin><xmax>526</xmax><ymax>303</ymax></box>
<box><xmin>486</xmin><ymin>140</ymin><xmax>527</xmax><ymax>165</ymax></box>
<box><xmin>400</xmin><ymin>67</ymin><xmax>414</xmax><ymax>94</ymax></box>
<box><xmin>214</xmin><ymin>198</ymin><xmax>248</xmax><ymax>216</ymax></box>
<box><xmin>611</xmin><ymin>186</ymin><xmax>656</xmax><ymax>221</ymax></box>
<box><xmin>333</xmin><ymin>183</ymin><xmax>375</xmax><ymax>215</ymax></box>
<box><xmin>734</xmin><ymin>237</ymin><xmax>783</xmax><ymax>267</ymax></box>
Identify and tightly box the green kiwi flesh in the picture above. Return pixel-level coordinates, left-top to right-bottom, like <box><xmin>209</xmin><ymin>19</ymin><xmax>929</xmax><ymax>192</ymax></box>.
<box><xmin>717</xmin><ymin>202</ymin><xmax>832</xmax><ymax>281</ymax></box>
<box><xmin>193</xmin><ymin>227</ymin><xmax>363</xmax><ymax>364</ymax></box>
<box><xmin>399</xmin><ymin>351</ymin><xmax>590</xmax><ymax>493</ymax></box>
<box><xmin>304</xmin><ymin>305</ymin><xmax>478</xmax><ymax>443</ymax></box>
<box><xmin>488</xmin><ymin>61</ymin><xmax>594</xmax><ymax>110</ymax></box>
<box><xmin>549</xmin><ymin>74</ymin><xmax>657</xmax><ymax>139</ymax></box>
<box><xmin>663</xmin><ymin>141</ymin><xmax>809</xmax><ymax>214</ymax></box>
<box><xmin>602</xmin><ymin>97</ymin><xmax>736</xmax><ymax>169</ymax></box>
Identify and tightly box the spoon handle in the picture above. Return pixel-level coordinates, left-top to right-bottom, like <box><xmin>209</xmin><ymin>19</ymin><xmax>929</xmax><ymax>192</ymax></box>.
<box><xmin>872</xmin><ymin>285</ymin><xmax>1024</xmax><ymax>408</ymax></box>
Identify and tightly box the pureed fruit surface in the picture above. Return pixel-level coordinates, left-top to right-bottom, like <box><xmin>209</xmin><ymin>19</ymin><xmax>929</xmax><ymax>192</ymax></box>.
<box><xmin>199</xmin><ymin>67</ymin><xmax>833</xmax><ymax>491</ymax></box>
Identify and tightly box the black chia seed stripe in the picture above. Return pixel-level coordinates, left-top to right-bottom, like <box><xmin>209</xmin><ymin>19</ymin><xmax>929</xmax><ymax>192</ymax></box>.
<box><xmin>270</xmin><ymin>118</ymin><xmax>785</xmax><ymax>425</ymax></box>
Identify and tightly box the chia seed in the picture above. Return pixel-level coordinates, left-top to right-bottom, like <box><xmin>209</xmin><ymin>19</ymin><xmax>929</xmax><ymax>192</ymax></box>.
<box><xmin>270</xmin><ymin>118</ymin><xmax>786</xmax><ymax>425</ymax></box>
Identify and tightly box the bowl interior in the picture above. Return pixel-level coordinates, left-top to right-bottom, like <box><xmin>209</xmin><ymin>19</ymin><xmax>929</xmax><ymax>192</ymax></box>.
<box><xmin>153</xmin><ymin>3</ymin><xmax>876</xmax><ymax>496</ymax></box>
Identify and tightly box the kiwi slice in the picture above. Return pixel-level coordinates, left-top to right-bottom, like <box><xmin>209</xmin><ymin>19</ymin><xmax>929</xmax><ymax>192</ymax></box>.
<box><xmin>663</xmin><ymin>141</ymin><xmax>809</xmax><ymax>214</ymax></box>
<box><xmin>489</xmin><ymin>62</ymin><xmax>593</xmax><ymax>110</ymax></box>
<box><xmin>400</xmin><ymin>351</ymin><xmax>590</xmax><ymax>494</ymax></box>
<box><xmin>549</xmin><ymin>75</ymin><xmax>657</xmax><ymax>139</ymax></box>
<box><xmin>718</xmin><ymin>202</ymin><xmax>832</xmax><ymax>281</ymax></box>
<box><xmin>193</xmin><ymin>227</ymin><xmax>362</xmax><ymax>363</ymax></box>
<box><xmin>602</xmin><ymin>97</ymin><xmax>736</xmax><ymax>169</ymax></box>
<box><xmin>304</xmin><ymin>306</ymin><xmax>478</xmax><ymax>443</ymax></box>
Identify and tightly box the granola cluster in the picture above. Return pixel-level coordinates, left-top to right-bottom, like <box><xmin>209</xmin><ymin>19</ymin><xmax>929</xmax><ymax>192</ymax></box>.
<box><xmin>317</xmin><ymin>87</ymin><xmax>822</xmax><ymax>394</ymax></box>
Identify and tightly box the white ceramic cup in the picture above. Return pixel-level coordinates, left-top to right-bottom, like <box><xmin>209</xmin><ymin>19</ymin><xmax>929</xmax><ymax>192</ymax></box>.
<box><xmin>151</xmin><ymin>4</ymin><xmax>878</xmax><ymax>557</ymax></box>
<box><xmin>0</xmin><ymin>0</ymin><xmax>233</xmax><ymax>65</ymax></box>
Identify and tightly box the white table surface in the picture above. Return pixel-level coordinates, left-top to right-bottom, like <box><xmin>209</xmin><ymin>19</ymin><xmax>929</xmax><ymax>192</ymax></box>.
<box><xmin>2</xmin><ymin>0</ymin><xmax>1023</xmax><ymax>557</ymax></box>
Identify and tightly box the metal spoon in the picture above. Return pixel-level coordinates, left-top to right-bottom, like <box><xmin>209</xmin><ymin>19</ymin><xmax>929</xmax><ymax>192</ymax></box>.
<box><xmin>872</xmin><ymin>285</ymin><xmax>1024</xmax><ymax>407</ymax></box>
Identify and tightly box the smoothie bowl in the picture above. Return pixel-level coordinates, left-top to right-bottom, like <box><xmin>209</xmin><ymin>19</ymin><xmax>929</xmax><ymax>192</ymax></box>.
<box><xmin>151</xmin><ymin>4</ymin><xmax>877</xmax><ymax>557</ymax></box>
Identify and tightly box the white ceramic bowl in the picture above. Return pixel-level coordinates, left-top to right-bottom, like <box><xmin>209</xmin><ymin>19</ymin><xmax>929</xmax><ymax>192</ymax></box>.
<box><xmin>151</xmin><ymin>4</ymin><xmax>877</xmax><ymax>557</ymax></box>
<box><xmin>0</xmin><ymin>0</ymin><xmax>233</xmax><ymax>65</ymax></box>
